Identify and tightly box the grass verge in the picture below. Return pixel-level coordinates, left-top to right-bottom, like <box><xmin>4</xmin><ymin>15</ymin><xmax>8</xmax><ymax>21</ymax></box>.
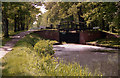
<box><xmin>92</xmin><ymin>49</ymin><xmax>118</xmax><ymax>53</ymax></box>
<box><xmin>87</xmin><ymin>37</ymin><xmax>120</xmax><ymax>49</ymax></box>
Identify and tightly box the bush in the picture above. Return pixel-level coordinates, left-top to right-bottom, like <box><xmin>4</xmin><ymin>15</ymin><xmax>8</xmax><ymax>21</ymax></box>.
<box><xmin>15</xmin><ymin>33</ymin><xmax>42</xmax><ymax>50</ymax></box>
<box><xmin>34</xmin><ymin>40</ymin><xmax>55</xmax><ymax>56</ymax></box>
<box><xmin>49</xmin><ymin>40</ymin><xmax>58</xmax><ymax>45</ymax></box>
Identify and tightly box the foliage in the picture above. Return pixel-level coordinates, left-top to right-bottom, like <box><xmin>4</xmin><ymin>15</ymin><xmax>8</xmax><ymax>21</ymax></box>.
<box><xmin>2</xmin><ymin>2</ymin><xmax>41</xmax><ymax>38</ymax></box>
<box><xmin>49</xmin><ymin>40</ymin><xmax>58</xmax><ymax>45</ymax></box>
<box><xmin>39</xmin><ymin>2</ymin><xmax>119</xmax><ymax>33</ymax></box>
<box><xmin>34</xmin><ymin>40</ymin><xmax>55</xmax><ymax>56</ymax></box>
<box><xmin>15</xmin><ymin>33</ymin><xmax>41</xmax><ymax>49</ymax></box>
<box><xmin>81</xmin><ymin>2</ymin><xmax>119</xmax><ymax>32</ymax></box>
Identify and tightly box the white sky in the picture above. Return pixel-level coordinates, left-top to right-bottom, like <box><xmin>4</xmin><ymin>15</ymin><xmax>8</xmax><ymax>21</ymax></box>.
<box><xmin>33</xmin><ymin>4</ymin><xmax>47</xmax><ymax>25</ymax></box>
<box><xmin>36</xmin><ymin>4</ymin><xmax>47</xmax><ymax>14</ymax></box>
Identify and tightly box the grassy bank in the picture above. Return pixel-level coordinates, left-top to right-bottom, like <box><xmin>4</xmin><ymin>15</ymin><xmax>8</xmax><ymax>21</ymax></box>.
<box><xmin>97</xmin><ymin>38</ymin><xmax>120</xmax><ymax>48</ymax></box>
<box><xmin>2</xmin><ymin>33</ymin><xmax>101</xmax><ymax>76</ymax></box>
<box><xmin>87</xmin><ymin>37</ymin><xmax>120</xmax><ymax>49</ymax></box>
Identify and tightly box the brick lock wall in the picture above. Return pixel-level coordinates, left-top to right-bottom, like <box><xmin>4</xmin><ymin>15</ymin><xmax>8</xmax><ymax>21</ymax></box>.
<box><xmin>79</xmin><ymin>31</ymin><xmax>105</xmax><ymax>44</ymax></box>
<box><xmin>34</xmin><ymin>30</ymin><xmax>115</xmax><ymax>44</ymax></box>
<box><xmin>34</xmin><ymin>30</ymin><xmax>59</xmax><ymax>41</ymax></box>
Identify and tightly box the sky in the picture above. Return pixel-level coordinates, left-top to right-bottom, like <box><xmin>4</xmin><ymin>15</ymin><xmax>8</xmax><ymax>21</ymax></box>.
<box><xmin>33</xmin><ymin>4</ymin><xmax>47</xmax><ymax>25</ymax></box>
<box><xmin>36</xmin><ymin>4</ymin><xmax>47</xmax><ymax>14</ymax></box>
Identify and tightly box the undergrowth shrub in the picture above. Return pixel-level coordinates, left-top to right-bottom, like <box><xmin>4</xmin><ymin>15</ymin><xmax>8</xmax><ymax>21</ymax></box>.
<box><xmin>15</xmin><ymin>33</ymin><xmax>41</xmax><ymax>49</ymax></box>
<box><xmin>34</xmin><ymin>40</ymin><xmax>55</xmax><ymax>56</ymax></box>
<box><xmin>49</xmin><ymin>40</ymin><xmax>58</xmax><ymax>45</ymax></box>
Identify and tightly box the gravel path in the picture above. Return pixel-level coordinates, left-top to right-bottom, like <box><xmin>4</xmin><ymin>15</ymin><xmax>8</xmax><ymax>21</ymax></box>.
<box><xmin>0</xmin><ymin>30</ymin><xmax>33</xmax><ymax>59</ymax></box>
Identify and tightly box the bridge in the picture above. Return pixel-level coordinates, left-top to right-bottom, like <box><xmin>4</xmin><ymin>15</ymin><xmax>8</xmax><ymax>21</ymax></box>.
<box><xmin>34</xmin><ymin>29</ymin><xmax>106</xmax><ymax>44</ymax></box>
<box><xmin>34</xmin><ymin>6</ymin><xmax>106</xmax><ymax>44</ymax></box>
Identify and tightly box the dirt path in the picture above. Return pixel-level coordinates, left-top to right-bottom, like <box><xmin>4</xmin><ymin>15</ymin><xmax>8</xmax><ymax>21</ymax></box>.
<box><xmin>0</xmin><ymin>30</ymin><xmax>33</xmax><ymax>59</ymax></box>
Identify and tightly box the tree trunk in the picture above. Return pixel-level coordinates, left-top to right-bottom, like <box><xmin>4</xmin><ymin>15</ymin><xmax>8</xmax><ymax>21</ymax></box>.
<box><xmin>14</xmin><ymin>14</ymin><xmax>17</xmax><ymax>32</ymax></box>
<box><xmin>21</xmin><ymin>15</ymin><xmax>25</xmax><ymax>30</ymax></box>
<box><xmin>17</xmin><ymin>16</ymin><xmax>20</xmax><ymax>31</ymax></box>
<box><xmin>23</xmin><ymin>15</ymin><xmax>25</xmax><ymax>30</ymax></box>
<box><xmin>101</xmin><ymin>18</ymin><xmax>105</xmax><ymax>30</ymax></box>
<box><xmin>26</xmin><ymin>19</ymin><xmax>29</xmax><ymax>30</ymax></box>
<box><xmin>17</xmin><ymin>10</ymin><xmax>21</xmax><ymax>31</ymax></box>
<box><xmin>77</xmin><ymin>6</ymin><xmax>86</xmax><ymax>30</ymax></box>
<box><xmin>2</xmin><ymin>14</ymin><xmax>9</xmax><ymax>38</ymax></box>
<box><xmin>104</xmin><ymin>21</ymin><xmax>109</xmax><ymax>31</ymax></box>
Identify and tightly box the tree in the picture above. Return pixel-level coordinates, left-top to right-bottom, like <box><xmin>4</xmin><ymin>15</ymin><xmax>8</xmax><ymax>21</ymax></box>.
<box><xmin>2</xmin><ymin>2</ymin><xmax>41</xmax><ymax>38</ymax></box>
<box><xmin>2</xmin><ymin>2</ymin><xmax>9</xmax><ymax>38</ymax></box>
<box><xmin>37</xmin><ymin>2</ymin><xmax>120</xmax><ymax>33</ymax></box>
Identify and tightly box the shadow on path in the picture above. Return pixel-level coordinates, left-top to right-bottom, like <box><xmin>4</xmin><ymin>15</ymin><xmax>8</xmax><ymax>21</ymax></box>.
<box><xmin>0</xmin><ymin>31</ymin><xmax>33</xmax><ymax>59</ymax></box>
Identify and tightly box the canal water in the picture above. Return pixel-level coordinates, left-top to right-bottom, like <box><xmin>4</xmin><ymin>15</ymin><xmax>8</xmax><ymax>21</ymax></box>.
<box><xmin>53</xmin><ymin>44</ymin><xmax>118</xmax><ymax>76</ymax></box>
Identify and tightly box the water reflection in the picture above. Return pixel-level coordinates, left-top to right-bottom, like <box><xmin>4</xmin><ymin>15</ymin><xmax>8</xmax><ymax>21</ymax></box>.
<box><xmin>53</xmin><ymin>44</ymin><xmax>118</xmax><ymax>76</ymax></box>
<box><xmin>0</xmin><ymin>59</ymin><xmax>2</xmax><ymax>77</ymax></box>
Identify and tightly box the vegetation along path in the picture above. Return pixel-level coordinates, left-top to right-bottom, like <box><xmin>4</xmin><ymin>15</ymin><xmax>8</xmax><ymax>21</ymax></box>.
<box><xmin>0</xmin><ymin>30</ymin><xmax>33</xmax><ymax>59</ymax></box>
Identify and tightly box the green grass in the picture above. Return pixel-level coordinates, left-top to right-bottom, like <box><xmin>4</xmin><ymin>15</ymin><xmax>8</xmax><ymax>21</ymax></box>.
<box><xmin>87</xmin><ymin>37</ymin><xmax>120</xmax><ymax>48</ymax></box>
<box><xmin>2</xmin><ymin>33</ymin><xmax>102</xmax><ymax>76</ymax></box>
<box><xmin>102</xmin><ymin>30</ymin><xmax>119</xmax><ymax>36</ymax></box>
<box><xmin>97</xmin><ymin>37</ymin><xmax>120</xmax><ymax>48</ymax></box>
<box><xmin>92</xmin><ymin>49</ymin><xmax>118</xmax><ymax>53</ymax></box>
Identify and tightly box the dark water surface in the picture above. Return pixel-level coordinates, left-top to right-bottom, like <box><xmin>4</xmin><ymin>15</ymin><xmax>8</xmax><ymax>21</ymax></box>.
<box><xmin>53</xmin><ymin>44</ymin><xmax>118</xmax><ymax>76</ymax></box>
